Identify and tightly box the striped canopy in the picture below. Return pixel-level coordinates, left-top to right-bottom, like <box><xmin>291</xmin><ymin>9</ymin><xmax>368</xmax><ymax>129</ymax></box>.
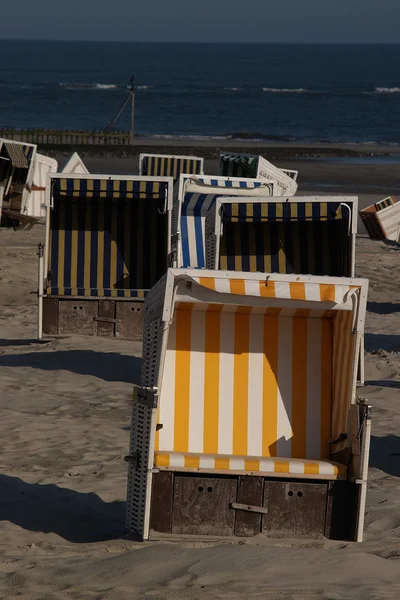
<box><xmin>141</xmin><ymin>155</ymin><xmax>203</xmax><ymax>181</ymax></box>
<box><xmin>222</xmin><ymin>201</ymin><xmax>345</xmax><ymax>222</ymax></box>
<box><xmin>374</xmin><ymin>196</ymin><xmax>396</xmax><ymax>211</ymax></box>
<box><xmin>3</xmin><ymin>142</ymin><xmax>34</xmax><ymax>169</ymax></box>
<box><xmin>53</xmin><ymin>177</ymin><xmax>168</xmax><ymax>200</ymax></box>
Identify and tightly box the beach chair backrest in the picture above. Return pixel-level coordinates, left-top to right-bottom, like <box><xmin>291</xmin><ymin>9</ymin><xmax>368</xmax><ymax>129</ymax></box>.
<box><xmin>47</xmin><ymin>176</ymin><xmax>172</xmax><ymax>297</ymax></box>
<box><xmin>175</xmin><ymin>175</ymin><xmax>276</xmax><ymax>268</ymax></box>
<box><xmin>144</xmin><ymin>271</ymin><xmax>367</xmax><ymax>463</ymax></box>
<box><xmin>139</xmin><ymin>154</ymin><xmax>204</xmax><ymax>181</ymax></box>
<box><xmin>205</xmin><ymin>196</ymin><xmax>357</xmax><ymax>277</ymax></box>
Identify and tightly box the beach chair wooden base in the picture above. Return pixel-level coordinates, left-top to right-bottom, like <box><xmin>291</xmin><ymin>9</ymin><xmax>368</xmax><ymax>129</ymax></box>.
<box><xmin>147</xmin><ymin>471</ymin><xmax>359</xmax><ymax>541</ymax></box>
<box><xmin>42</xmin><ymin>297</ymin><xmax>144</xmax><ymax>340</ymax></box>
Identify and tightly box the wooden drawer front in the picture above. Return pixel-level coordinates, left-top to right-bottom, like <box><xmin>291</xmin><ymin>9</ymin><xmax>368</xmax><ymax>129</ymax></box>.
<box><xmin>263</xmin><ymin>481</ymin><xmax>327</xmax><ymax>539</ymax></box>
<box><xmin>172</xmin><ymin>476</ymin><xmax>237</xmax><ymax>536</ymax></box>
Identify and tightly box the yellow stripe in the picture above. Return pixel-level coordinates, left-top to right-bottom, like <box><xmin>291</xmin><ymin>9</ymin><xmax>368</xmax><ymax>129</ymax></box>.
<box><xmin>173</xmin><ymin>158</ymin><xmax>178</xmax><ymax>181</ymax></box>
<box><xmin>70</xmin><ymin>203</ymin><xmax>78</xmax><ymax>289</ymax></box>
<box><xmin>97</xmin><ymin>201</ymin><xmax>104</xmax><ymax>289</ymax></box>
<box><xmin>73</xmin><ymin>178</ymin><xmax>80</xmax><ymax>197</ymax></box>
<box><xmin>215</xmin><ymin>458</ymin><xmax>230</xmax><ymax>470</ymax></box>
<box><xmin>289</xmin><ymin>282</ymin><xmax>306</xmax><ymax>300</ymax></box>
<box><xmin>274</xmin><ymin>461</ymin><xmax>290</xmax><ymax>473</ymax></box>
<box><xmin>234</xmin><ymin>222</ymin><xmax>242</xmax><ymax>271</ymax></box>
<box><xmin>321</xmin><ymin>318</ymin><xmax>332</xmax><ymax>459</ymax></box>
<box><xmin>199</xmin><ymin>277</ymin><xmax>216</xmax><ymax>290</ymax></box>
<box><xmin>184</xmin><ymin>455</ymin><xmax>200</xmax><ymax>468</ymax></box>
<box><xmin>262</xmin><ymin>218</ymin><xmax>272</xmax><ymax>272</ymax></box>
<box><xmin>339</xmin><ymin>312</ymin><xmax>353</xmax><ymax>439</ymax></box>
<box><xmin>259</xmin><ymin>280</ymin><xmax>276</xmax><ymax>298</ymax></box>
<box><xmin>160</xmin><ymin>156</ymin><xmax>165</xmax><ymax>177</ymax></box>
<box><xmin>305</xmin><ymin>203</ymin><xmax>313</xmax><ymax>220</ymax></box>
<box><xmin>110</xmin><ymin>194</ymin><xmax>118</xmax><ymax>289</ymax></box>
<box><xmin>57</xmin><ymin>199</ymin><xmax>66</xmax><ymax>290</ymax></box>
<box><xmin>248</xmin><ymin>223</ymin><xmax>257</xmax><ymax>272</ymax></box>
<box><xmin>233</xmin><ymin>312</ymin><xmax>249</xmax><ymax>455</ymax></box>
<box><xmin>320</xmin><ymin>284</ymin><xmax>336</xmax><ymax>302</ymax></box>
<box><xmin>277</xmin><ymin>223</ymin><xmax>286</xmax><ymax>273</ymax></box>
<box><xmin>291</xmin><ymin>317</ymin><xmax>307</xmax><ymax>458</ymax></box>
<box><xmin>174</xmin><ymin>309</ymin><xmax>192</xmax><ymax>452</ymax></box>
<box><xmin>262</xmin><ymin>315</ymin><xmax>279</xmax><ymax>456</ymax></box>
<box><xmin>84</xmin><ymin>201</ymin><xmax>91</xmax><ymax>290</ymax></box>
<box><xmin>203</xmin><ymin>309</ymin><xmax>221</xmax><ymax>453</ymax></box>
<box><xmin>167</xmin><ymin>157</ymin><xmax>171</xmax><ymax>178</ymax></box>
<box><xmin>230</xmin><ymin>279</ymin><xmax>246</xmax><ymax>295</ymax></box>
<box><xmin>124</xmin><ymin>201</ymin><xmax>130</xmax><ymax>289</ymax></box>
<box><xmin>155</xmin><ymin>453</ymin><xmax>170</xmax><ymax>467</ymax></box>
<box><xmin>304</xmin><ymin>462</ymin><xmax>320</xmax><ymax>475</ymax></box>
<box><xmin>244</xmin><ymin>459</ymin><xmax>260</xmax><ymax>471</ymax></box>
<box><xmin>332</xmin><ymin>312</ymin><xmax>345</xmax><ymax>437</ymax></box>
<box><xmin>100</xmin><ymin>179</ymin><xmax>107</xmax><ymax>197</ymax></box>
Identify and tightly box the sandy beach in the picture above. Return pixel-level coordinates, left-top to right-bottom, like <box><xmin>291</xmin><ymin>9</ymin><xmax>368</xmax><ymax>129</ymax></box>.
<box><xmin>0</xmin><ymin>148</ymin><xmax>399</xmax><ymax>599</ymax></box>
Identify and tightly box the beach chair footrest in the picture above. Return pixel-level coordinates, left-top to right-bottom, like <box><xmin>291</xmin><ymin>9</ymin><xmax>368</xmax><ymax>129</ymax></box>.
<box><xmin>42</xmin><ymin>297</ymin><xmax>144</xmax><ymax>340</ymax></box>
<box><xmin>148</xmin><ymin>471</ymin><xmax>359</xmax><ymax>541</ymax></box>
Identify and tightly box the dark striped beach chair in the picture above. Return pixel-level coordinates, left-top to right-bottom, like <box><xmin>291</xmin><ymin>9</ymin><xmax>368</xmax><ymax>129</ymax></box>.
<box><xmin>218</xmin><ymin>152</ymin><xmax>298</xmax><ymax>196</ymax></box>
<box><xmin>205</xmin><ymin>196</ymin><xmax>357</xmax><ymax>277</ymax></box>
<box><xmin>139</xmin><ymin>153</ymin><xmax>204</xmax><ymax>182</ymax></box>
<box><xmin>360</xmin><ymin>196</ymin><xmax>400</xmax><ymax>242</ymax></box>
<box><xmin>40</xmin><ymin>174</ymin><xmax>173</xmax><ymax>339</ymax></box>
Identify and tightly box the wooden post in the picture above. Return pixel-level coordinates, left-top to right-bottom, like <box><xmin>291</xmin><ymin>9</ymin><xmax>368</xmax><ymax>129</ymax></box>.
<box><xmin>130</xmin><ymin>85</ymin><xmax>135</xmax><ymax>144</ymax></box>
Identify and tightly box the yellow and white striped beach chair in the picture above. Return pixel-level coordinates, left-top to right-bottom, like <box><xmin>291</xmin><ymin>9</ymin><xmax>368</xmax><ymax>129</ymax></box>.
<box><xmin>126</xmin><ymin>269</ymin><xmax>371</xmax><ymax>542</ymax></box>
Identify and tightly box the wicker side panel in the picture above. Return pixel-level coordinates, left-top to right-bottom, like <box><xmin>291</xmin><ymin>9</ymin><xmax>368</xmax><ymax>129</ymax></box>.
<box><xmin>125</xmin><ymin>400</ymin><xmax>153</xmax><ymax>538</ymax></box>
<box><xmin>141</xmin><ymin>317</ymin><xmax>163</xmax><ymax>388</ymax></box>
<box><xmin>141</xmin><ymin>274</ymin><xmax>168</xmax><ymax>388</ymax></box>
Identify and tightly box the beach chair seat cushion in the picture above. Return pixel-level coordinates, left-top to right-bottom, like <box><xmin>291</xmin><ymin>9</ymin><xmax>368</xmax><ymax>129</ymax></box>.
<box><xmin>154</xmin><ymin>452</ymin><xmax>347</xmax><ymax>480</ymax></box>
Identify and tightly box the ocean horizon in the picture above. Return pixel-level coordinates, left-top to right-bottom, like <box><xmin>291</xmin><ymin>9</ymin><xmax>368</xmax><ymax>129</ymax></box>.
<box><xmin>1</xmin><ymin>40</ymin><xmax>400</xmax><ymax>144</ymax></box>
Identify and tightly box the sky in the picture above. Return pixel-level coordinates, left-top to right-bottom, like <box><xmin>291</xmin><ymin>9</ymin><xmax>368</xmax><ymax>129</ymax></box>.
<box><xmin>0</xmin><ymin>0</ymin><xmax>400</xmax><ymax>43</ymax></box>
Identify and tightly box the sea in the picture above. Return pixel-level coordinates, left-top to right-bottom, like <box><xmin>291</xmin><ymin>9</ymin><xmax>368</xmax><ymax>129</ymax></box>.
<box><xmin>1</xmin><ymin>40</ymin><xmax>400</xmax><ymax>144</ymax></box>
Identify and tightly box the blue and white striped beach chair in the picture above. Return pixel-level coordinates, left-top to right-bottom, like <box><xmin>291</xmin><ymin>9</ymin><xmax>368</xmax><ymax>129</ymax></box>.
<box><xmin>174</xmin><ymin>174</ymin><xmax>276</xmax><ymax>268</ymax></box>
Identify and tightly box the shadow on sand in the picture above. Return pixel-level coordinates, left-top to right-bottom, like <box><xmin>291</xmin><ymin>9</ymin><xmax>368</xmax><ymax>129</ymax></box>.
<box><xmin>364</xmin><ymin>333</ymin><xmax>400</xmax><ymax>353</ymax></box>
<box><xmin>370</xmin><ymin>435</ymin><xmax>400</xmax><ymax>478</ymax></box>
<box><xmin>367</xmin><ymin>302</ymin><xmax>400</xmax><ymax>315</ymax></box>
<box><xmin>0</xmin><ymin>474</ymin><xmax>125</xmax><ymax>543</ymax></box>
<box><xmin>0</xmin><ymin>350</ymin><xmax>141</xmax><ymax>384</ymax></box>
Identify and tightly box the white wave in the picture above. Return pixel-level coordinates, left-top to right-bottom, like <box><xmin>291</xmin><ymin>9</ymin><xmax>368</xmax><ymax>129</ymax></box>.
<box><xmin>375</xmin><ymin>87</ymin><xmax>400</xmax><ymax>93</ymax></box>
<box><xmin>94</xmin><ymin>83</ymin><xmax>118</xmax><ymax>89</ymax></box>
<box><xmin>59</xmin><ymin>82</ymin><xmax>118</xmax><ymax>90</ymax></box>
<box><xmin>224</xmin><ymin>87</ymin><xmax>242</xmax><ymax>91</ymax></box>
<box><xmin>136</xmin><ymin>85</ymin><xmax>152</xmax><ymax>90</ymax></box>
<box><xmin>261</xmin><ymin>87</ymin><xmax>307</xmax><ymax>93</ymax></box>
